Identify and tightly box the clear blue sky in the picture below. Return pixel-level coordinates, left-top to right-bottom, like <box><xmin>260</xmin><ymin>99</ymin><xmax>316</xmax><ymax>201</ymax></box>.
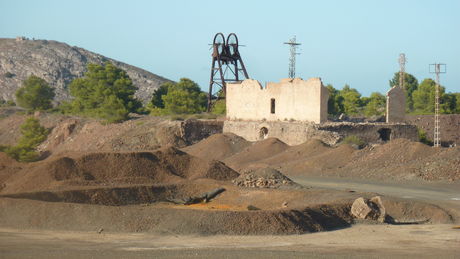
<box><xmin>1</xmin><ymin>0</ymin><xmax>459</xmax><ymax>96</ymax></box>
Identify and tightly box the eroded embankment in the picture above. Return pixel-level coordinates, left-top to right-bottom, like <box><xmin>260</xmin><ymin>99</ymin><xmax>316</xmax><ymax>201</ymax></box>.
<box><xmin>0</xmin><ymin>196</ymin><xmax>352</xmax><ymax>235</ymax></box>
<box><xmin>0</xmin><ymin>181</ymin><xmax>456</xmax><ymax>235</ymax></box>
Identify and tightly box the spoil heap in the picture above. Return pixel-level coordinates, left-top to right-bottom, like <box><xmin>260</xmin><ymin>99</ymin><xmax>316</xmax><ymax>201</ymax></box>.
<box><xmin>0</xmin><ymin>146</ymin><xmax>239</xmax><ymax>194</ymax></box>
<box><xmin>184</xmin><ymin>134</ymin><xmax>460</xmax><ymax>182</ymax></box>
<box><xmin>340</xmin><ymin>139</ymin><xmax>460</xmax><ymax>181</ymax></box>
<box><xmin>223</xmin><ymin>138</ymin><xmax>289</xmax><ymax>171</ymax></box>
<box><xmin>181</xmin><ymin>133</ymin><xmax>250</xmax><ymax>161</ymax></box>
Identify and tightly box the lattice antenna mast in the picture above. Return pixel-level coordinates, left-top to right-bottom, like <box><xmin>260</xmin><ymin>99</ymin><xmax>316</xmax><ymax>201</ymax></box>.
<box><xmin>429</xmin><ymin>63</ymin><xmax>446</xmax><ymax>147</ymax></box>
<box><xmin>398</xmin><ymin>53</ymin><xmax>406</xmax><ymax>89</ymax></box>
<box><xmin>284</xmin><ymin>36</ymin><xmax>301</xmax><ymax>78</ymax></box>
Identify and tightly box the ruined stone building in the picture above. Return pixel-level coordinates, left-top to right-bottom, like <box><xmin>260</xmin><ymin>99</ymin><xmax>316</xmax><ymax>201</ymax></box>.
<box><xmin>226</xmin><ymin>78</ymin><xmax>329</xmax><ymax>123</ymax></box>
<box><xmin>223</xmin><ymin>77</ymin><xmax>418</xmax><ymax>145</ymax></box>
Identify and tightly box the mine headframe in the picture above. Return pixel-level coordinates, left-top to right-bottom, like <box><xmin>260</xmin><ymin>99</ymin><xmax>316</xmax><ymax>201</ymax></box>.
<box><xmin>207</xmin><ymin>33</ymin><xmax>249</xmax><ymax>111</ymax></box>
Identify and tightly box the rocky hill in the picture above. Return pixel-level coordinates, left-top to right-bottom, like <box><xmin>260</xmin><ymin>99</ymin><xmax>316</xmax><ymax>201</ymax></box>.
<box><xmin>0</xmin><ymin>37</ymin><xmax>171</xmax><ymax>104</ymax></box>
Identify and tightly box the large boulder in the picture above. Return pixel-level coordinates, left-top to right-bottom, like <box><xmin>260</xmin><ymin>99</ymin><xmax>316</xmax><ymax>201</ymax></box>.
<box><xmin>351</xmin><ymin>196</ymin><xmax>386</xmax><ymax>223</ymax></box>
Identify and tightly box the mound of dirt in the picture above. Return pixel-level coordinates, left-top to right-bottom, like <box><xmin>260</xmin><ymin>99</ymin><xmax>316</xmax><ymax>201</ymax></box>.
<box><xmin>1</xmin><ymin>146</ymin><xmax>239</xmax><ymax>194</ymax></box>
<box><xmin>278</xmin><ymin>143</ymin><xmax>357</xmax><ymax>176</ymax></box>
<box><xmin>264</xmin><ymin>138</ymin><xmax>459</xmax><ymax>182</ymax></box>
<box><xmin>181</xmin><ymin>133</ymin><xmax>250</xmax><ymax>161</ymax></box>
<box><xmin>232</xmin><ymin>139</ymin><xmax>356</xmax><ymax>177</ymax></box>
<box><xmin>223</xmin><ymin>138</ymin><xmax>289</xmax><ymax>171</ymax></box>
<box><xmin>262</xmin><ymin>139</ymin><xmax>331</xmax><ymax>164</ymax></box>
<box><xmin>416</xmin><ymin>146</ymin><xmax>460</xmax><ymax>181</ymax></box>
<box><xmin>337</xmin><ymin>139</ymin><xmax>460</xmax><ymax>181</ymax></box>
<box><xmin>232</xmin><ymin>167</ymin><xmax>300</xmax><ymax>189</ymax></box>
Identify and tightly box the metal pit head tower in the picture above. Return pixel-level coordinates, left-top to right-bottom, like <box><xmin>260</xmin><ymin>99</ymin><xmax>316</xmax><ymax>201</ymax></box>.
<box><xmin>207</xmin><ymin>33</ymin><xmax>249</xmax><ymax>112</ymax></box>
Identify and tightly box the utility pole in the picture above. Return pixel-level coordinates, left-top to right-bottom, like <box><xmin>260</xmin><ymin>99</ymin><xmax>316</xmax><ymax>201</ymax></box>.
<box><xmin>284</xmin><ymin>36</ymin><xmax>301</xmax><ymax>78</ymax></box>
<box><xmin>429</xmin><ymin>63</ymin><xmax>446</xmax><ymax>147</ymax></box>
<box><xmin>398</xmin><ymin>53</ymin><xmax>406</xmax><ymax>89</ymax></box>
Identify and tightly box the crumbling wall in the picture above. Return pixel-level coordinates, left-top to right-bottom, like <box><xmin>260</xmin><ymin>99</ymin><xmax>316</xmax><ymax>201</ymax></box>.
<box><xmin>226</xmin><ymin>78</ymin><xmax>328</xmax><ymax>123</ymax></box>
<box><xmin>223</xmin><ymin>120</ymin><xmax>418</xmax><ymax>145</ymax></box>
<box><xmin>318</xmin><ymin>123</ymin><xmax>418</xmax><ymax>144</ymax></box>
<box><xmin>386</xmin><ymin>86</ymin><xmax>406</xmax><ymax>123</ymax></box>
<box><xmin>181</xmin><ymin>119</ymin><xmax>223</xmax><ymax>145</ymax></box>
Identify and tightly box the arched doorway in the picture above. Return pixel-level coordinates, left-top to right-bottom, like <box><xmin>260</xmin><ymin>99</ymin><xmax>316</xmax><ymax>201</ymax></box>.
<box><xmin>259</xmin><ymin>127</ymin><xmax>268</xmax><ymax>140</ymax></box>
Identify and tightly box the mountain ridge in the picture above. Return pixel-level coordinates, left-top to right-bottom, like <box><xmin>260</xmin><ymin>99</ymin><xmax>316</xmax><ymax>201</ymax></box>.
<box><xmin>0</xmin><ymin>37</ymin><xmax>172</xmax><ymax>104</ymax></box>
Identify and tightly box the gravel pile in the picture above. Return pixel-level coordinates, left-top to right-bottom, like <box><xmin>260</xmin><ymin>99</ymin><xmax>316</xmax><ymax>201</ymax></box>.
<box><xmin>232</xmin><ymin>167</ymin><xmax>299</xmax><ymax>189</ymax></box>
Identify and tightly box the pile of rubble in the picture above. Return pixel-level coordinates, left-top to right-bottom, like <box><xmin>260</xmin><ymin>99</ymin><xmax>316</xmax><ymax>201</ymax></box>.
<box><xmin>232</xmin><ymin>167</ymin><xmax>299</xmax><ymax>189</ymax></box>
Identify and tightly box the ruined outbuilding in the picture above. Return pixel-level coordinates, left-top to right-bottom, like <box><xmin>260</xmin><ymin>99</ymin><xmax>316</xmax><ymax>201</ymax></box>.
<box><xmin>386</xmin><ymin>86</ymin><xmax>406</xmax><ymax>123</ymax></box>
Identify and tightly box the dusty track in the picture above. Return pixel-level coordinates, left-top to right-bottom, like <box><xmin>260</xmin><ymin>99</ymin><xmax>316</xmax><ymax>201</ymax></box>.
<box><xmin>293</xmin><ymin>176</ymin><xmax>460</xmax><ymax>202</ymax></box>
<box><xmin>1</xmin><ymin>224</ymin><xmax>459</xmax><ymax>259</ymax></box>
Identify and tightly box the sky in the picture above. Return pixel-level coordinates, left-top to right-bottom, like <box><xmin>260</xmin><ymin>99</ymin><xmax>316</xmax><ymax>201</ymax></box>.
<box><xmin>1</xmin><ymin>0</ymin><xmax>459</xmax><ymax>96</ymax></box>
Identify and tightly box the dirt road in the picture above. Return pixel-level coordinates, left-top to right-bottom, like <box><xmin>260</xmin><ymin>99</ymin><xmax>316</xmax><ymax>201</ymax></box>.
<box><xmin>1</xmin><ymin>224</ymin><xmax>459</xmax><ymax>258</ymax></box>
<box><xmin>292</xmin><ymin>176</ymin><xmax>460</xmax><ymax>202</ymax></box>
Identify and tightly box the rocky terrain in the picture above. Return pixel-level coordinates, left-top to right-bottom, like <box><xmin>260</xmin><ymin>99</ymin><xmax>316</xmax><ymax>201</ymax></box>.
<box><xmin>0</xmin><ymin>37</ymin><xmax>171</xmax><ymax>104</ymax></box>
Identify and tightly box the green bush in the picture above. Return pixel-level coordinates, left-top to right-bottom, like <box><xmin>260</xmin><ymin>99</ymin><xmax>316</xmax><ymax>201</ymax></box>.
<box><xmin>3</xmin><ymin>117</ymin><xmax>49</xmax><ymax>162</ymax></box>
<box><xmin>61</xmin><ymin>62</ymin><xmax>142</xmax><ymax>123</ymax></box>
<box><xmin>341</xmin><ymin>135</ymin><xmax>366</xmax><ymax>149</ymax></box>
<box><xmin>149</xmin><ymin>78</ymin><xmax>207</xmax><ymax>115</ymax></box>
<box><xmin>211</xmin><ymin>99</ymin><xmax>226</xmax><ymax>115</ymax></box>
<box><xmin>417</xmin><ymin>128</ymin><xmax>433</xmax><ymax>146</ymax></box>
<box><xmin>15</xmin><ymin>75</ymin><xmax>55</xmax><ymax>111</ymax></box>
<box><xmin>162</xmin><ymin>89</ymin><xmax>206</xmax><ymax>114</ymax></box>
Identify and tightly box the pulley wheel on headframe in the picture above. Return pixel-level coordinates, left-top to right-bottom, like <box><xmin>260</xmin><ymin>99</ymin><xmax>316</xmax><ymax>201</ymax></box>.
<box><xmin>212</xmin><ymin>33</ymin><xmax>225</xmax><ymax>57</ymax></box>
<box><xmin>226</xmin><ymin>33</ymin><xmax>239</xmax><ymax>57</ymax></box>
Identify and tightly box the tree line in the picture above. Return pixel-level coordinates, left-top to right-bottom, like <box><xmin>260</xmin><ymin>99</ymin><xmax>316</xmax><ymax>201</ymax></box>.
<box><xmin>11</xmin><ymin>62</ymin><xmax>460</xmax><ymax>121</ymax></box>
<box><xmin>327</xmin><ymin>72</ymin><xmax>460</xmax><ymax>117</ymax></box>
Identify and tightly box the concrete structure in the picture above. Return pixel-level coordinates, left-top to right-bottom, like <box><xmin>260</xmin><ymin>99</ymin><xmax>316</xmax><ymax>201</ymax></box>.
<box><xmin>386</xmin><ymin>86</ymin><xmax>406</xmax><ymax>123</ymax></box>
<box><xmin>226</xmin><ymin>78</ymin><xmax>329</xmax><ymax>123</ymax></box>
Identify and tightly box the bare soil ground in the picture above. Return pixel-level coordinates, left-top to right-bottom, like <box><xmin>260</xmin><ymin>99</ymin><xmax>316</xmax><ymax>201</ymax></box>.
<box><xmin>1</xmin><ymin>224</ymin><xmax>459</xmax><ymax>259</ymax></box>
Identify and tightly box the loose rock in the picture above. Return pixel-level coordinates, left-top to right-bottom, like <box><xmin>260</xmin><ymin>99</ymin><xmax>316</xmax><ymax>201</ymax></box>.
<box><xmin>232</xmin><ymin>167</ymin><xmax>299</xmax><ymax>189</ymax></box>
<box><xmin>351</xmin><ymin>196</ymin><xmax>386</xmax><ymax>223</ymax></box>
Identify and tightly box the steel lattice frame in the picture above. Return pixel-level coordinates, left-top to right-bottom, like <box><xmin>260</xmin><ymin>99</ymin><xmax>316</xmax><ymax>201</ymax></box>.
<box><xmin>429</xmin><ymin>63</ymin><xmax>446</xmax><ymax>147</ymax></box>
<box><xmin>207</xmin><ymin>33</ymin><xmax>249</xmax><ymax>112</ymax></box>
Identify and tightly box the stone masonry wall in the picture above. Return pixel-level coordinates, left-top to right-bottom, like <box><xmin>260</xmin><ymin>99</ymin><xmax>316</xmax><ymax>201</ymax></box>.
<box><xmin>223</xmin><ymin>120</ymin><xmax>418</xmax><ymax>146</ymax></box>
